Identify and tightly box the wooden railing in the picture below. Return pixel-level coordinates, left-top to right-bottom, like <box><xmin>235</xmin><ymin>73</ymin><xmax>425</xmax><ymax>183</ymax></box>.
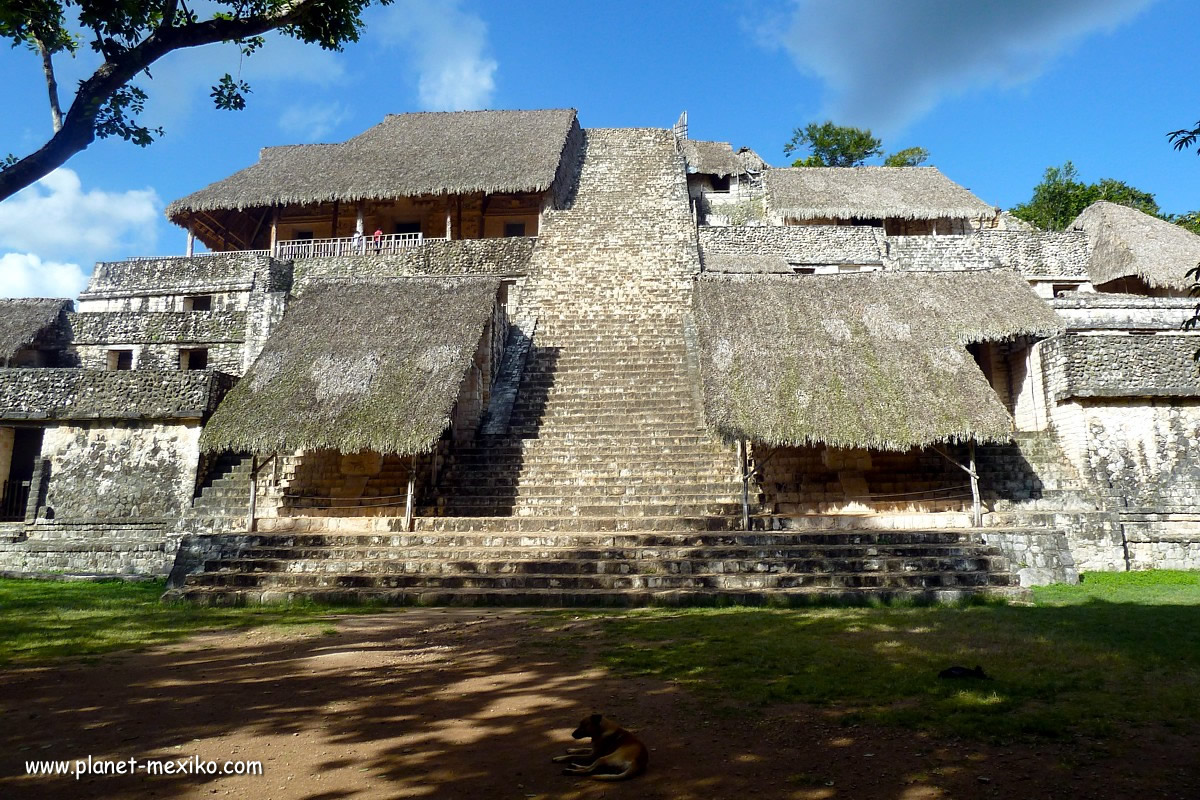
<box><xmin>276</xmin><ymin>232</ymin><xmax>438</xmax><ymax>259</ymax></box>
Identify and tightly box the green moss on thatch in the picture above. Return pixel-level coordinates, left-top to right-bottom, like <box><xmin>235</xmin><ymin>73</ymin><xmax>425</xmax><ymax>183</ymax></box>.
<box><xmin>167</xmin><ymin>109</ymin><xmax>578</xmax><ymax>221</ymax></box>
<box><xmin>200</xmin><ymin>277</ymin><xmax>500</xmax><ymax>455</ymax></box>
<box><xmin>1070</xmin><ymin>201</ymin><xmax>1200</xmax><ymax>291</ymax></box>
<box><xmin>694</xmin><ymin>270</ymin><xmax>1062</xmax><ymax>450</ymax></box>
<box><xmin>764</xmin><ymin>167</ymin><xmax>996</xmax><ymax>222</ymax></box>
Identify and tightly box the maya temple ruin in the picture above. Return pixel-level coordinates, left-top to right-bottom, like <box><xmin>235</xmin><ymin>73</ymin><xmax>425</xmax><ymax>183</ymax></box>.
<box><xmin>1</xmin><ymin>107</ymin><xmax>1199</xmax><ymax>605</ymax></box>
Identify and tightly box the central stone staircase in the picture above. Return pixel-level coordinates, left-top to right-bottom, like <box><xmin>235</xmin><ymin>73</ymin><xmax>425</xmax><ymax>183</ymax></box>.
<box><xmin>168</xmin><ymin>128</ymin><xmax>1026</xmax><ymax>606</ymax></box>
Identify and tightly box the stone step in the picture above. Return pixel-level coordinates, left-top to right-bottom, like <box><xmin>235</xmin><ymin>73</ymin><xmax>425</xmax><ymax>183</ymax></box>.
<box><xmin>217</xmin><ymin>529</ymin><xmax>992</xmax><ymax>547</ymax></box>
<box><xmin>423</xmin><ymin>502</ymin><xmax>753</xmax><ymax>517</ymax></box>
<box><xmin>183</xmin><ymin>569</ymin><xmax>1016</xmax><ymax>592</ymax></box>
<box><xmin>207</xmin><ymin>554</ymin><xmax>1009</xmax><ymax>576</ymax></box>
<box><xmin>213</xmin><ymin>542</ymin><xmax>1001</xmax><ymax>562</ymax></box>
<box><xmin>169</xmin><ymin>584</ymin><xmax>1027</xmax><ymax>608</ymax></box>
<box><xmin>258</xmin><ymin>515</ymin><xmax>745</xmax><ymax>532</ymax></box>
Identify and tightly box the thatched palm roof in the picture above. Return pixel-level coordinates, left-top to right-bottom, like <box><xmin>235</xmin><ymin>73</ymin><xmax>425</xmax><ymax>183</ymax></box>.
<box><xmin>200</xmin><ymin>277</ymin><xmax>500</xmax><ymax>455</ymax></box>
<box><xmin>763</xmin><ymin>167</ymin><xmax>996</xmax><ymax>222</ymax></box>
<box><xmin>167</xmin><ymin>109</ymin><xmax>579</xmax><ymax>220</ymax></box>
<box><xmin>681</xmin><ymin>140</ymin><xmax>744</xmax><ymax>177</ymax></box>
<box><xmin>1070</xmin><ymin>201</ymin><xmax>1200</xmax><ymax>290</ymax></box>
<box><xmin>694</xmin><ymin>271</ymin><xmax>1061</xmax><ymax>450</ymax></box>
<box><xmin>0</xmin><ymin>298</ymin><xmax>71</xmax><ymax>362</ymax></box>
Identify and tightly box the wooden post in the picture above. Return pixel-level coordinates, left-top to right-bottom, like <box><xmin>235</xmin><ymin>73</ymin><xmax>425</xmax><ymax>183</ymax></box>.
<box><xmin>739</xmin><ymin>439</ymin><xmax>751</xmax><ymax>531</ymax></box>
<box><xmin>185</xmin><ymin>223</ymin><xmax>195</xmax><ymax>257</ymax></box>
<box><xmin>969</xmin><ymin>440</ymin><xmax>981</xmax><ymax>528</ymax></box>
<box><xmin>248</xmin><ymin>455</ymin><xmax>258</xmax><ymax>533</ymax></box>
<box><xmin>403</xmin><ymin>455</ymin><xmax>416</xmax><ymax>532</ymax></box>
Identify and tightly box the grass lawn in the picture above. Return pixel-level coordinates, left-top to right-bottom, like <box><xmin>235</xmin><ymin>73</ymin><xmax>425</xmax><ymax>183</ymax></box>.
<box><xmin>0</xmin><ymin>578</ymin><xmax>387</xmax><ymax>665</ymax></box>
<box><xmin>545</xmin><ymin>571</ymin><xmax>1200</xmax><ymax>742</ymax></box>
<box><xmin>5</xmin><ymin>572</ymin><xmax>1200</xmax><ymax>745</ymax></box>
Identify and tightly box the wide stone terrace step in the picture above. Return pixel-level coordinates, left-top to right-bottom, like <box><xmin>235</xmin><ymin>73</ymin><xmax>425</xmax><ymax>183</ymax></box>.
<box><xmin>166</xmin><ymin>521</ymin><xmax>1031</xmax><ymax>607</ymax></box>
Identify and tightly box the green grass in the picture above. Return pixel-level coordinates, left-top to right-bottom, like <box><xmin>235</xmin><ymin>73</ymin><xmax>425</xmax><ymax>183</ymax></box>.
<box><xmin>545</xmin><ymin>571</ymin><xmax>1200</xmax><ymax>742</ymax></box>
<box><xmin>0</xmin><ymin>578</ymin><xmax>387</xmax><ymax>665</ymax></box>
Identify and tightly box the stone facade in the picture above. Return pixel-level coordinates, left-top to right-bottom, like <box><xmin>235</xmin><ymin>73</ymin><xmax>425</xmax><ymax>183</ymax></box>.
<box><xmin>3</xmin><ymin>110</ymin><xmax>1199</xmax><ymax>595</ymax></box>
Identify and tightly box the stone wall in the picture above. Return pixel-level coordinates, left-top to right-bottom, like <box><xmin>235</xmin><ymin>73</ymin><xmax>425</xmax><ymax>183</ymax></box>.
<box><xmin>699</xmin><ymin>225</ymin><xmax>886</xmax><ymax>267</ymax></box>
<box><xmin>0</xmin><ymin>369</ymin><xmax>234</xmax><ymax>421</ymax></box>
<box><xmin>980</xmin><ymin>528</ymin><xmax>1078</xmax><ymax>586</ymax></box>
<box><xmin>82</xmin><ymin>254</ymin><xmax>268</xmax><ymax>298</ymax></box>
<box><xmin>69</xmin><ymin>311</ymin><xmax>247</xmax><ymax>345</ymax></box>
<box><xmin>1052</xmin><ymin>294</ymin><xmax>1194</xmax><ymax>331</ymax></box>
<box><xmin>39</xmin><ymin>421</ymin><xmax>202</xmax><ymax>520</ymax></box>
<box><xmin>292</xmin><ymin>238</ymin><xmax>536</xmax><ymax>286</ymax></box>
<box><xmin>550</xmin><ymin>118</ymin><xmax>586</xmax><ymax>210</ymax></box>
<box><xmin>973</xmin><ymin>230</ymin><xmax>1090</xmax><ymax>278</ymax></box>
<box><xmin>0</xmin><ymin>521</ymin><xmax>178</xmax><ymax>576</ymax></box>
<box><xmin>74</xmin><ymin>343</ymin><xmax>244</xmax><ymax>374</ymax></box>
<box><xmin>1044</xmin><ymin>334</ymin><xmax>1200</xmax><ymax>400</ymax></box>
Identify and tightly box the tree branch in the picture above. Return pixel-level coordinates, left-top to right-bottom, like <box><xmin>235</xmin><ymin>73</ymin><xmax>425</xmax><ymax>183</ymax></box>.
<box><xmin>34</xmin><ymin>36</ymin><xmax>63</xmax><ymax>133</ymax></box>
<box><xmin>0</xmin><ymin>0</ymin><xmax>318</xmax><ymax>202</ymax></box>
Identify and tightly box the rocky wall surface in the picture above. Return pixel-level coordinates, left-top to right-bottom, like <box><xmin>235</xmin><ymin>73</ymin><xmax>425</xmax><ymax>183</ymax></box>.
<box><xmin>72</xmin><ymin>344</ymin><xmax>244</xmax><ymax>374</ymax></box>
<box><xmin>1045</xmin><ymin>334</ymin><xmax>1200</xmax><ymax>400</ymax></box>
<box><xmin>698</xmin><ymin>225</ymin><xmax>886</xmax><ymax>268</ymax></box>
<box><xmin>293</xmin><ymin>238</ymin><xmax>536</xmax><ymax>286</ymax></box>
<box><xmin>40</xmin><ymin>422</ymin><xmax>202</xmax><ymax>520</ymax></box>
<box><xmin>83</xmin><ymin>254</ymin><xmax>273</xmax><ymax>298</ymax></box>
<box><xmin>980</xmin><ymin>528</ymin><xmax>1078</xmax><ymax>585</ymax></box>
<box><xmin>1052</xmin><ymin>294</ymin><xmax>1196</xmax><ymax>331</ymax></box>
<box><xmin>0</xmin><ymin>521</ymin><xmax>177</xmax><ymax>576</ymax></box>
<box><xmin>973</xmin><ymin>230</ymin><xmax>1090</xmax><ymax>277</ymax></box>
<box><xmin>68</xmin><ymin>311</ymin><xmax>247</xmax><ymax>345</ymax></box>
<box><xmin>0</xmin><ymin>369</ymin><xmax>235</xmax><ymax>420</ymax></box>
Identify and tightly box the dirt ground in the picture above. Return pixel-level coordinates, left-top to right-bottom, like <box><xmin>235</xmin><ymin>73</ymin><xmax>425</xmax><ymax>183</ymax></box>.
<box><xmin>1</xmin><ymin>609</ymin><xmax>1197</xmax><ymax>800</ymax></box>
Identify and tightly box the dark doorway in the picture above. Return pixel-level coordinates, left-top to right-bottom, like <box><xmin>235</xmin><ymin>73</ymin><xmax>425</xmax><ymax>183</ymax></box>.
<box><xmin>1</xmin><ymin>428</ymin><xmax>43</xmax><ymax>521</ymax></box>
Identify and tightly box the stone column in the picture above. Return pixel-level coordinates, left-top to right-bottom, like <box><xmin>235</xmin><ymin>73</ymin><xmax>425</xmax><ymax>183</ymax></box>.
<box><xmin>185</xmin><ymin>224</ymin><xmax>195</xmax><ymax>257</ymax></box>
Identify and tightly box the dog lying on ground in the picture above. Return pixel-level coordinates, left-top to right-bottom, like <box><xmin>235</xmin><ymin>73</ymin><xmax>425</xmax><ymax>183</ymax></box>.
<box><xmin>552</xmin><ymin>713</ymin><xmax>648</xmax><ymax>781</ymax></box>
<box><xmin>938</xmin><ymin>664</ymin><xmax>991</xmax><ymax>680</ymax></box>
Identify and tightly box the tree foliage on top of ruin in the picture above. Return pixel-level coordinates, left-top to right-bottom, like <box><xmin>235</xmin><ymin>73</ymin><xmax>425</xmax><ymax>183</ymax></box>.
<box><xmin>0</xmin><ymin>0</ymin><xmax>391</xmax><ymax>203</ymax></box>
<box><xmin>1009</xmin><ymin>162</ymin><xmax>1162</xmax><ymax>232</ymax></box>
<box><xmin>783</xmin><ymin>121</ymin><xmax>929</xmax><ymax>169</ymax></box>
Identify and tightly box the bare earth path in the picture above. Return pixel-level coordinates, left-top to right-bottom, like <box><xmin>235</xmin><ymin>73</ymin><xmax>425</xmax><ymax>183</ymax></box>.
<box><xmin>2</xmin><ymin>610</ymin><xmax>1197</xmax><ymax>800</ymax></box>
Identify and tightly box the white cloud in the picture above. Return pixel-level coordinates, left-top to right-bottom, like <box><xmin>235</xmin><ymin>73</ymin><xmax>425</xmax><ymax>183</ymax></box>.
<box><xmin>762</xmin><ymin>0</ymin><xmax>1155</xmax><ymax>133</ymax></box>
<box><xmin>280</xmin><ymin>101</ymin><xmax>350</xmax><ymax>142</ymax></box>
<box><xmin>0</xmin><ymin>168</ymin><xmax>160</xmax><ymax>266</ymax></box>
<box><xmin>0</xmin><ymin>252</ymin><xmax>89</xmax><ymax>299</ymax></box>
<box><xmin>376</xmin><ymin>0</ymin><xmax>498</xmax><ymax>110</ymax></box>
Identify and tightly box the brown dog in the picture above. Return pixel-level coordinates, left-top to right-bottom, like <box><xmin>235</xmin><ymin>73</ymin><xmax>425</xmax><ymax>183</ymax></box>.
<box><xmin>551</xmin><ymin>713</ymin><xmax>648</xmax><ymax>781</ymax></box>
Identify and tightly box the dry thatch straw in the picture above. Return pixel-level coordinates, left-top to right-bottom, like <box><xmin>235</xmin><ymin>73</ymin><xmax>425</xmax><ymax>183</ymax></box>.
<box><xmin>1070</xmin><ymin>201</ymin><xmax>1200</xmax><ymax>291</ymax></box>
<box><xmin>200</xmin><ymin>277</ymin><xmax>500</xmax><ymax>455</ymax></box>
<box><xmin>694</xmin><ymin>270</ymin><xmax>1062</xmax><ymax>450</ymax></box>
<box><xmin>681</xmin><ymin>140</ymin><xmax>744</xmax><ymax>177</ymax></box>
<box><xmin>167</xmin><ymin>109</ymin><xmax>579</xmax><ymax>221</ymax></box>
<box><xmin>0</xmin><ymin>298</ymin><xmax>71</xmax><ymax>362</ymax></box>
<box><xmin>764</xmin><ymin>167</ymin><xmax>996</xmax><ymax>222</ymax></box>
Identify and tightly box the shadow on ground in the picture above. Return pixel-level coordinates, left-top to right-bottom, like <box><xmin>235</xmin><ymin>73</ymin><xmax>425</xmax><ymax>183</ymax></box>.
<box><xmin>1</xmin><ymin>607</ymin><xmax>1197</xmax><ymax>800</ymax></box>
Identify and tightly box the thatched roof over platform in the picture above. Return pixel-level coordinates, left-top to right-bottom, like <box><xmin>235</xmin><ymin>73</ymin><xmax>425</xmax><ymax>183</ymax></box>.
<box><xmin>200</xmin><ymin>277</ymin><xmax>500</xmax><ymax>455</ymax></box>
<box><xmin>167</xmin><ymin>109</ymin><xmax>578</xmax><ymax>220</ymax></box>
<box><xmin>681</xmin><ymin>140</ymin><xmax>743</xmax><ymax>177</ymax></box>
<box><xmin>0</xmin><ymin>298</ymin><xmax>71</xmax><ymax>361</ymax></box>
<box><xmin>763</xmin><ymin>167</ymin><xmax>996</xmax><ymax>222</ymax></box>
<box><xmin>1070</xmin><ymin>201</ymin><xmax>1200</xmax><ymax>291</ymax></box>
<box><xmin>694</xmin><ymin>271</ymin><xmax>1061</xmax><ymax>450</ymax></box>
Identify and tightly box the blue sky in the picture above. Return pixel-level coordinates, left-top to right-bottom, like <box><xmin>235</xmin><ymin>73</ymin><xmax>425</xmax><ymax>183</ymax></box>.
<box><xmin>1</xmin><ymin>0</ymin><xmax>1197</xmax><ymax>297</ymax></box>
